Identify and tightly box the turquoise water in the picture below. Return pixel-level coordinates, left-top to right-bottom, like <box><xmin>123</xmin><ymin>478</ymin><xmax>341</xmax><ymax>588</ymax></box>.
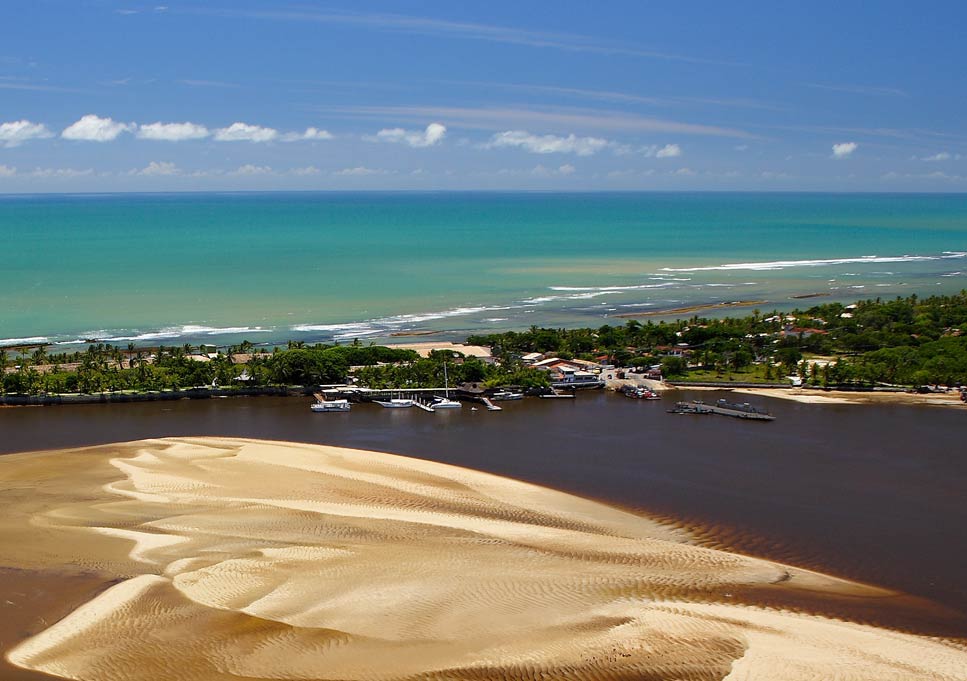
<box><xmin>1</xmin><ymin>192</ymin><xmax>966</xmax><ymax>348</ymax></box>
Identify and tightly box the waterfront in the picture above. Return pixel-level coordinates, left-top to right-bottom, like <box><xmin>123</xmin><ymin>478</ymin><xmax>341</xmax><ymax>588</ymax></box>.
<box><xmin>2</xmin><ymin>391</ymin><xmax>965</xmax><ymax>636</ymax></box>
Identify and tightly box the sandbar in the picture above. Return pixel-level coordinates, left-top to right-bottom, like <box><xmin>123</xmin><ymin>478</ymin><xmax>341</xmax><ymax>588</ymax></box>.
<box><xmin>1</xmin><ymin>437</ymin><xmax>965</xmax><ymax>680</ymax></box>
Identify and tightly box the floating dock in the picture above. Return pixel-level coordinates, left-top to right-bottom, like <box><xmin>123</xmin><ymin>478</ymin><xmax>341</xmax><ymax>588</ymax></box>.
<box><xmin>669</xmin><ymin>399</ymin><xmax>775</xmax><ymax>421</ymax></box>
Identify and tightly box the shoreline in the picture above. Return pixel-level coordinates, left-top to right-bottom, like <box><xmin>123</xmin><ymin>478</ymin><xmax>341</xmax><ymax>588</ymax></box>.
<box><xmin>3</xmin><ymin>437</ymin><xmax>966</xmax><ymax>680</ymax></box>
<box><xmin>675</xmin><ymin>384</ymin><xmax>966</xmax><ymax>408</ymax></box>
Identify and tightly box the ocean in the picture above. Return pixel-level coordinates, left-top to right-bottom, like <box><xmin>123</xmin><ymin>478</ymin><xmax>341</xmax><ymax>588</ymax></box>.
<box><xmin>1</xmin><ymin>192</ymin><xmax>966</xmax><ymax>348</ymax></box>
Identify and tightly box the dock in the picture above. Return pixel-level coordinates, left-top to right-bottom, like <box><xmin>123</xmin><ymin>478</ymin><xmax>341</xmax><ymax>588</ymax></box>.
<box><xmin>480</xmin><ymin>397</ymin><xmax>502</xmax><ymax>411</ymax></box>
<box><xmin>669</xmin><ymin>399</ymin><xmax>775</xmax><ymax>421</ymax></box>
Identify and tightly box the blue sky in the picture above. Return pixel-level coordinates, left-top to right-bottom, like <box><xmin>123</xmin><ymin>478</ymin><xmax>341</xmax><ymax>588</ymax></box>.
<box><xmin>1</xmin><ymin>0</ymin><xmax>965</xmax><ymax>191</ymax></box>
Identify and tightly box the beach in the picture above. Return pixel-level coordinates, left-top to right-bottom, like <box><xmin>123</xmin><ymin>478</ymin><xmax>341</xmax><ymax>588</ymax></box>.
<box><xmin>680</xmin><ymin>385</ymin><xmax>967</xmax><ymax>408</ymax></box>
<box><xmin>3</xmin><ymin>436</ymin><xmax>966</xmax><ymax>680</ymax></box>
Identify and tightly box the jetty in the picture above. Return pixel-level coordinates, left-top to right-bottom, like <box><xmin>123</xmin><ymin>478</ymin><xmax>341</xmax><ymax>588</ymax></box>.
<box><xmin>480</xmin><ymin>397</ymin><xmax>502</xmax><ymax>411</ymax></box>
<box><xmin>669</xmin><ymin>398</ymin><xmax>775</xmax><ymax>421</ymax></box>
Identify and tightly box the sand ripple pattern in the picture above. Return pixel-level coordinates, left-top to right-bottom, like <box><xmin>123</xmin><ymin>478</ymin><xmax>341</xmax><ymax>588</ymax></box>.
<box><xmin>7</xmin><ymin>437</ymin><xmax>967</xmax><ymax>680</ymax></box>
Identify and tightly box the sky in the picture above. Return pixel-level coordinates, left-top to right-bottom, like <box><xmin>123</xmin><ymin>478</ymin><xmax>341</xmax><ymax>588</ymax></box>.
<box><xmin>1</xmin><ymin>0</ymin><xmax>966</xmax><ymax>192</ymax></box>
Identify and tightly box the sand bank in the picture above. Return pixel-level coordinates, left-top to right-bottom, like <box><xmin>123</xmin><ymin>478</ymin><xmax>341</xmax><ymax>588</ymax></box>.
<box><xmin>2</xmin><ymin>437</ymin><xmax>966</xmax><ymax>680</ymax></box>
<box><xmin>684</xmin><ymin>385</ymin><xmax>967</xmax><ymax>408</ymax></box>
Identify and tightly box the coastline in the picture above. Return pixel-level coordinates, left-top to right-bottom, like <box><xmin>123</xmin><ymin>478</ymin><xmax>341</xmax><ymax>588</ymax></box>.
<box><xmin>3</xmin><ymin>437</ymin><xmax>966</xmax><ymax>680</ymax></box>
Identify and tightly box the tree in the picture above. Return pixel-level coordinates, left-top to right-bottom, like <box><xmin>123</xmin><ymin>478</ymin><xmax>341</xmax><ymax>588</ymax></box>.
<box><xmin>660</xmin><ymin>356</ymin><xmax>687</xmax><ymax>377</ymax></box>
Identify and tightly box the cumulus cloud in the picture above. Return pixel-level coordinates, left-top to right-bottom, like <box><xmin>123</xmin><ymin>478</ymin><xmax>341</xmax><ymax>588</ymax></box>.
<box><xmin>230</xmin><ymin>164</ymin><xmax>274</xmax><ymax>175</ymax></box>
<box><xmin>831</xmin><ymin>142</ymin><xmax>858</xmax><ymax>159</ymax></box>
<box><xmin>214</xmin><ymin>122</ymin><xmax>278</xmax><ymax>143</ymax></box>
<box><xmin>335</xmin><ymin>166</ymin><xmax>393</xmax><ymax>176</ymax></box>
<box><xmin>673</xmin><ymin>167</ymin><xmax>696</xmax><ymax>176</ymax></box>
<box><xmin>487</xmin><ymin>130</ymin><xmax>608</xmax><ymax>156</ymax></box>
<box><xmin>137</xmin><ymin>121</ymin><xmax>210</xmax><ymax>141</ymax></box>
<box><xmin>137</xmin><ymin>161</ymin><xmax>180</xmax><ymax>176</ymax></box>
<box><xmin>281</xmin><ymin>127</ymin><xmax>334</xmax><ymax>142</ymax></box>
<box><xmin>0</xmin><ymin>120</ymin><xmax>53</xmax><ymax>147</ymax></box>
<box><xmin>0</xmin><ymin>164</ymin><xmax>15</xmax><ymax>176</ymax></box>
<box><xmin>290</xmin><ymin>166</ymin><xmax>321</xmax><ymax>176</ymax></box>
<box><xmin>372</xmin><ymin>122</ymin><xmax>447</xmax><ymax>148</ymax></box>
<box><xmin>62</xmin><ymin>114</ymin><xmax>133</xmax><ymax>142</ymax></box>
<box><xmin>655</xmin><ymin>143</ymin><xmax>682</xmax><ymax>158</ymax></box>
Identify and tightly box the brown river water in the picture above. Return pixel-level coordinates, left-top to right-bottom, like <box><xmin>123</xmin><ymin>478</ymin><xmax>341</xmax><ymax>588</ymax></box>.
<box><xmin>1</xmin><ymin>390</ymin><xmax>965</xmax><ymax>651</ymax></box>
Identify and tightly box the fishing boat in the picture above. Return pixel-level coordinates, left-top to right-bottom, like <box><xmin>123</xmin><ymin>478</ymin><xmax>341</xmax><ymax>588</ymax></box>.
<box><xmin>310</xmin><ymin>399</ymin><xmax>351</xmax><ymax>412</ymax></box>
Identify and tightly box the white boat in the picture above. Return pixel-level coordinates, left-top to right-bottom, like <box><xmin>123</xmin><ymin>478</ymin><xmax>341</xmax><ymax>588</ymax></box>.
<box><xmin>432</xmin><ymin>362</ymin><xmax>463</xmax><ymax>410</ymax></box>
<box><xmin>375</xmin><ymin>398</ymin><xmax>415</xmax><ymax>408</ymax></box>
<box><xmin>491</xmin><ymin>390</ymin><xmax>523</xmax><ymax>401</ymax></box>
<box><xmin>311</xmin><ymin>399</ymin><xmax>351</xmax><ymax>412</ymax></box>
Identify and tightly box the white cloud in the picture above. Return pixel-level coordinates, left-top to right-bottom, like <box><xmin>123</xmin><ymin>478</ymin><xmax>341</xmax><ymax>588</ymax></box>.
<box><xmin>372</xmin><ymin>122</ymin><xmax>447</xmax><ymax>148</ymax></box>
<box><xmin>486</xmin><ymin>130</ymin><xmax>609</xmax><ymax>156</ymax></box>
<box><xmin>673</xmin><ymin>167</ymin><xmax>696</xmax><ymax>176</ymax></box>
<box><xmin>831</xmin><ymin>142</ymin><xmax>858</xmax><ymax>159</ymax></box>
<box><xmin>734</xmin><ymin>144</ymin><xmax>749</xmax><ymax>152</ymax></box>
<box><xmin>0</xmin><ymin>120</ymin><xmax>53</xmax><ymax>147</ymax></box>
<box><xmin>30</xmin><ymin>167</ymin><xmax>95</xmax><ymax>177</ymax></box>
<box><xmin>290</xmin><ymin>166</ymin><xmax>321</xmax><ymax>176</ymax></box>
<box><xmin>920</xmin><ymin>151</ymin><xmax>960</xmax><ymax>162</ymax></box>
<box><xmin>62</xmin><ymin>114</ymin><xmax>133</xmax><ymax>142</ymax></box>
<box><xmin>335</xmin><ymin>166</ymin><xmax>392</xmax><ymax>176</ymax></box>
<box><xmin>0</xmin><ymin>164</ymin><xmax>15</xmax><ymax>177</ymax></box>
<box><xmin>655</xmin><ymin>143</ymin><xmax>682</xmax><ymax>158</ymax></box>
<box><xmin>281</xmin><ymin>126</ymin><xmax>333</xmax><ymax>142</ymax></box>
<box><xmin>137</xmin><ymin>161</ymin><xmax>180</xmax><ymax>176</ymax></box>
<box><xmin>213</xmin><ymin>122</ymin><xmax>278</xmax><ymax>143</ymax></box>
<box><xmin>557</xmin><ymin>163</ymin><xmax>576</xmax><ymax>175</ymax></box>
<box><xmin>230</xmin><ymin>164</ymin><xmax>274</xmax><ymax>175</ymax></box>
<box><xmin>137</xmin><ymin>121</ymin><xmax>210</xmax><ymax>141</ymax></box>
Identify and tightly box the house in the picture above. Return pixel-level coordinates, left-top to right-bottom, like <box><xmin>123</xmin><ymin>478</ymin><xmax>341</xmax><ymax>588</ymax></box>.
<box><xmin>521</xmin><ymin>352</ymin><xmax>544</xmax><ymax>364</ymax></box>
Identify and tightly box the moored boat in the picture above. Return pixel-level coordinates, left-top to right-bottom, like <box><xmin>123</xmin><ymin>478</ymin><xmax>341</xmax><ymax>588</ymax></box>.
<box><xmin>491</xmin><ymin>390</ymin><xmax>524</xmax><ymax>401</ymax></box>
<box><xmin>310</xmin><ymin>399</ymin><xmax>351</xmax><ymax>412</ymax></box>
<box><xmin>375</xmin><ymin>398</ymin><xmax>415</xmax><ymax>408</ymax></box>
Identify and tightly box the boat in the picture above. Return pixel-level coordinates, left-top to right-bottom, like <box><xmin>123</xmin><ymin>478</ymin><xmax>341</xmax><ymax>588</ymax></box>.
<box><xmin>622</xmin><ymin>385</ymin><xmax>661</xmax><ymax>400</ymax></box>
<box><xmin>491</xmin><ymin>390</ymin><xmax>524</xmax><ymax>401</ymax></box>
<box><xmin>375</xmin><ymin>398</ymin><xmax>415</xmax><ymax>408</ymax></box>
<box><xmin>310</xmin><ymin>399</ymin><xmax>351</xmax><ymax>412</ymax></box>
<box><xmin>432</xmin><ymin>362</ymin><xmax>463</xmax><ymax>410</ymax></box>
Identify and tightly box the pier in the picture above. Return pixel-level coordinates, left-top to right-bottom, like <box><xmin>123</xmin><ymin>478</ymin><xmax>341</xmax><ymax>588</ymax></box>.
<box><xmin>669</xmin><ymin>399</ymin><xmax>775</xmax><ymax>421</ymax></box>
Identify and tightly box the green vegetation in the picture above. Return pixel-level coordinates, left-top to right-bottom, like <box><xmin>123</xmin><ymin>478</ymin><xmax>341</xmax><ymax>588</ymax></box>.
<box><xmin>0</xmin><ymin>341</ymin><xmax>548</xmax><ymax>396</ymax></box>
<box><xmin>468</xmin><ymin>292</ymin><xmax>967</xmax><ymax>388</ymax></box>
<box><xmin>4</xmin><ymin>293</ymin><xmax>966</xmax><ymax>396</ymax></box>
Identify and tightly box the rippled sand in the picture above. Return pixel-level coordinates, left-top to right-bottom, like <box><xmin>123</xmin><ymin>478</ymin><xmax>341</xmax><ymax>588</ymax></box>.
<box><xmin>2</xmin><ymin>437</ymin><xmax>965</xmax><ymax>680</ymax></box>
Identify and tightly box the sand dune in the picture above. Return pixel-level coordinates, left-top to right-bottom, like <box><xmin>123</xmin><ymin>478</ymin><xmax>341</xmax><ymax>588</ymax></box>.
<box><xmin>3</xmin><ymin>437</ymin><xmax>966</xmax><ymax>680</ymax></box>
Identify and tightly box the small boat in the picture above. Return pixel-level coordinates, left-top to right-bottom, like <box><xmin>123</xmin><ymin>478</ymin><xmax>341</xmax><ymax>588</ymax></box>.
<box><xmin>432</xmin><ymin>362</ymin><xmax>463</xmax><ymax>410</ymax></box>
<box><xmin>311</xmin><ymin>399</ymin><xmax>351</xmax><ymax>412</ymax></box>
<box><xmin>622</xmin><ymin>385</ymin><xmax>661</xmax><ymax>400</ymax></box>
<box><xmin>375</xmin><ymin>398</ymin><xmax>415</xmax><ymax>408</ymax></box>
<box><xmin>491</xmin><ymin>390</ymin><xmax>524</xmax><ymax>401</ymax></box>
<box><xmin>432</xmin><ymin>396</ymin><xmax>462</xmax><ymax>409</ymax></box>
